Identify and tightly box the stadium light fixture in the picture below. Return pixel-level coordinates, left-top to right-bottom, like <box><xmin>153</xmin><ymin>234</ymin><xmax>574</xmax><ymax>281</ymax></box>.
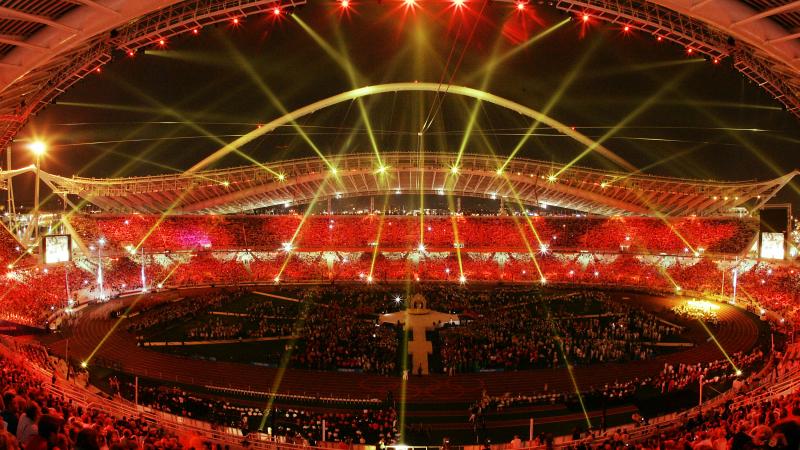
<box><xmin>540</xmin><ymin>277</ymin><xmax>547</xmax><ymax>284</ymax></box>
<box><xmin>539</xmin><ymin>243</ymin><xmax>549</xmax><ymax>254</ymax></box>
<box><xmin>276</xmin><ymin>173</ymin><xmax>286</xmax><ymax>182</ymax></box>
<box><xmin>394</xmin><ymin>296</ymin><xmax>402</xmax><ymax>304</ymax></box>
<box><xmin>281</xmin><ymin>242</ymin><xmax>293</xmax><ymax>252</ymax></box>
<box><xmin>330</xmin><ymin>167</ymin><xmax>338</xmax><ymax>176</ymax></box>
<box><xmin>495</xmin><ymin>168</ymin><xmax>503</xmax><ymax>176</ymax></box>
<box><xmin>547</xmin><ymin>174</ymin><xmax>557</xmax><ymax>183</ymax></box>
<box><xmin>98</xmin><ymin>237</ymin><xmax>106</xmax><ymax>247</ymax></box>
<box><xmin>459</xmin><ymin>275</ymin><xmax>467</xmax><ymax>284</ymax></box>
<box><xmin>450</xmin><ymin>166</ymin><xmax>459</xmax><ymax>175</ymax></box>
<box><xmin>28</xmin><ymin>141</ymin><xmax>47</xmax><ymax>156</ymax></box>
<box><xmin>417</xmin><ymin>243</ymin><xmax>426</xmax><ymax>253</ymax></box>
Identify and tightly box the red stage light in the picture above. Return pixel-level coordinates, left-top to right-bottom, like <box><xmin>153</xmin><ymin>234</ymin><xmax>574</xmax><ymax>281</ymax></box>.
<box><xmin>624</xmin><ymin>25</ymin><xmax>630</xmax><ymax>32</ymax></box>
<box><xmin>272</xmin><ymin>7</ymin><xmax>281</xmax><ymax>15</ymax></box>
<box><xmin>192</xmin><ymin>28</ymin><xmax>199</xmax><ymax>34</ymax></box>
<box><xmin>452</xmin><ymin>0</ymin><xmax>465</xmax><ymax>7</ymax></box>
<box><xmin>404</xmin><ymin>0</ymin><xmax>416</xmax><ymax>7</ymax></box>
<box><xmin>713</xmin><ymin>58</ymin><xmax>720</xmax><ymax>64</ymax></box>
<box><xmin>582</xmin><ymin>13</ymin><xmax>590</xmax><ymax>22</ymax></box>
<box><xmin>232</xmin><ymin>17</ymin><xmax>240</xmax><ymax>24</ymax></box>
<box><xmin>687</xmin><ymin>48</ymin><xmax>693</xmax><ymax>54</ymax></box>
<box><xmin>158</xmin><ymin>39</ymin><xmax>166</xmax><ymax>46</ymax></box>
<box><xmin>516</xmin><ymin>1</ymin><xmax>525</xmax><ymax>10</ymax></box>
<box><xmin>127</xmin><ymin>50</ymin><xmax>135</xmax><ymax>57</ymax></box>
<box><xmin>95</xmin><ymin>67</ymin><xmax>101</xmax><ymax>73</ymax></box>
<box><xmin>656</xmin><ymin>36</ymin><xmax>663</xmax><ymax>41</ymax></box>
<box><xmin>340</xmin><ymin>0</ymin><xmax>350</xmax><ymax>8</ymax></box>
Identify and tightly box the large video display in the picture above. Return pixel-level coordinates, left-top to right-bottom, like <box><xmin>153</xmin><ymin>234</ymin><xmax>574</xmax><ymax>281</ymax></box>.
<box><xmin>42</xmin><ymin>234</ymin><xmax>71</xmax><ymax>264</ymax></box>
<box><xmin>760</xmin><ymin>232</ymin><xmax>785</xmax><ymax>260</ymax></box>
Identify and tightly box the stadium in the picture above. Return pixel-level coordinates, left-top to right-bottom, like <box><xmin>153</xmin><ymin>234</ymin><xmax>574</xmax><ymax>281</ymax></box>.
<box><xmin>0</xmin><ymin>1</ymin><xmax>799</xmax><ymax>450</ymax></box>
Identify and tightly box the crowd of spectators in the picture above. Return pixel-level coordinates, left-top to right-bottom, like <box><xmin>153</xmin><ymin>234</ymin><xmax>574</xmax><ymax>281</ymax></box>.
<box><xmin>128</xmin><ymin>288</ymin><xmax>401</xmax><ymax>374</ymax></box>
<box><xmin>0</xmin><ymin>265</ymin><xmax>89</xmax><ymax>327</ymax></box>
<box><xmin>125</xmin><ymin>292</ymin><xmax>232</xmax><ymax>334</ymax></box>
<box><xmin>68</xmin><ymin>214</ymin><xmax>757</xmax><ymax>256</ymax></box>
<box><xmin>437</xmin><ymin>291</ymin><xmax>679</xmax><ymax>373</ymax></box>
<box><xmin>1</xmin><ymin>213</ymin><xmax>798</xmax><ymax>332</ymax></box>
<box><xmin>0</xmin><ymin>340</ymin><xmax>192</xmax><ymax>449</ymax></box>
<box><xmin>475</xmin><ymin>349</ymin><xmax>764</xmax><ymax>415</ymax></box>
<box><xmin>114</xmin><ymin>381</ymin><xmax>398</xmax><ymax>445</ymax></box>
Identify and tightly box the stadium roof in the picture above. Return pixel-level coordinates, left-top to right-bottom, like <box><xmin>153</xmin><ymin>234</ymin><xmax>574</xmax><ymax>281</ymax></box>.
<box><xmin>36</xmin><ymin>152</ymin><xmax>798</xmax><ymax>216</ymax></box>
<box><xmin>0</xmin><ymin>0</ymin><xmax>797</xmax><ymax>159</ymax></box>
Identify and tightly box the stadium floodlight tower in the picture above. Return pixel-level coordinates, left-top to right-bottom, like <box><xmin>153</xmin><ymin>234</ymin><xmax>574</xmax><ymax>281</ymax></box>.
<box><xmin>25</xmin><ymin>140</ymin><xmax>46</xmax><ymax>243</ymax></box>
<box><xmin>97</xmin><ymin>237</ymin><xmax>106</xmax><ymax>300</ymax></box>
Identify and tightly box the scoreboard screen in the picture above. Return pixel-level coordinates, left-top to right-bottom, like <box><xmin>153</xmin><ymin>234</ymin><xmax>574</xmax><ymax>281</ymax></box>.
<box><xmin>760</xmin><ymin>232</ymin><xmax>785</xmax><ymax>260</ymax></box>
<box><xmin>42</xmin><ymin>234</ymin><xmax>71</xmax><ymax>264</ymax></box>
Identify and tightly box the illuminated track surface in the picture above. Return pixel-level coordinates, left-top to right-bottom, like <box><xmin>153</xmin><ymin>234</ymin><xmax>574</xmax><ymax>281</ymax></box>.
<box><xmin>46</xmin><ymin>291</ymin><xmax>759</xmax><ymax>405</ymax></box>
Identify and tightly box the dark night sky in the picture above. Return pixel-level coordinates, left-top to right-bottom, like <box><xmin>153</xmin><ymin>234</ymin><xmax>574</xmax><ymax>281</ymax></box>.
<box><xmin>13</xmin><ymin>2</ymin><xmax>800</xmax><ymax>209</ymax></box>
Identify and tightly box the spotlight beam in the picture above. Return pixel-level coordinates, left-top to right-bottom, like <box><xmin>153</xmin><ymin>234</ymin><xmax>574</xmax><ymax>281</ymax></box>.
<box><xmin>186</xmin><ymin>82</ymin><xmax>636</xmax><ymax>174</ymax></box>
<box><xmin>295</xmin><ymin>16</ymin><xmax>385</xmax><ymax>169</ymax></box>
<box><xmin>465</xmin><ymin>18</ymin><xmax>570</xmax><ymax>83</ymax></box>
<box><xmin>499</xmin><ymin>38</ymin><xmax>602</xmax><ymax>173</ymax></box>
<box><xmin>555</xmin><ymin>67</ymin><xmax>694</xmax><ymax>177</ymax></box>
<box><xmin>219</xmin><ymin>36</ymin><xmax>335</xmax><ymax>172</ymax></box>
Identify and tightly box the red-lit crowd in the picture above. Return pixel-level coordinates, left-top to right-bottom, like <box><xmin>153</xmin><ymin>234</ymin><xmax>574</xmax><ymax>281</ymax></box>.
<box><xmin>2</xmin><ymin>214</ymin><xmax>799</xmax><ymax>332</ymax></box>
<box><xmin>0</xmin><ymin>341</ymin><xmax>191</xmax><ymax>450</ymax></box>
<box><xmin>68</xmin><ymin>214</ymin><xmax>755</xmax><ymax>255</ymax></box>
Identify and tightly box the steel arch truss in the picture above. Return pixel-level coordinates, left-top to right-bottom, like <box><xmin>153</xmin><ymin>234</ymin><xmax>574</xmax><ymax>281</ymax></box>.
<box><xmin>39</xmin><ymin>152</ymin><xmax>797</xmax><ymax>216</ymax></box>
<box><xmin>551</xmin><ymin>0</ymin><xmax>800</xmax><ymax>115</ymax></box>
<box><xmin>0</xmin><ymin>0</ymin><xmax>306</xmax><ymax>155</ymax></box>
